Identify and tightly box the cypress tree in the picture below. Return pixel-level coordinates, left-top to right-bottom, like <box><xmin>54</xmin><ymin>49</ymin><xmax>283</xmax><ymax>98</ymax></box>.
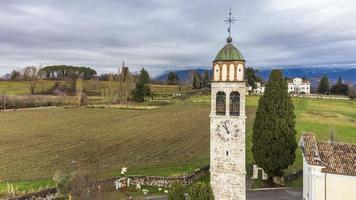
<box><xmin>133</xmin><ymin>68</ymin><xmax>151</xmax><ymax>102</ymax></box>
<box><xmin>139</xmin><ymin>68</ymin><xmax>150</xmax><ymax>84</ymax></box>
<box><xmin>330</xmin><ymin>76</ymin><xmax>349</xmax><ymax>95</ymax></box>
<box><xmin>318</xmin><ymin>75</ymin><xmax>329</xmax><ymax>94</ymax></box>
<box><xmin>252</xmin><ymin>70</ymin><xmax>297</xmax><ymax>184</ymax></box>
<box><xmin>192</xmin><ymin>71</ymin><xmax>202</xmax><ymax>89</ymax></box>
<box><xmin>167</xmin><ymin>71</ymin><xmax>179</xmax><ymax>85</ymax></box>
<box><xmin>202</xmin><ymin>71</ymin><xmax>211</xmax><ymax>89</ymax></box>
<box><xmin>245</xmin><ymin>67</ymin><xmax>262</xmax><ymax>89</ymax></box>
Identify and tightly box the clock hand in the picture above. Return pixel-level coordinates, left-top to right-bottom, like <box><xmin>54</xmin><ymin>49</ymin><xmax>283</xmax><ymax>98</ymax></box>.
<box><xmin>223</xmin><ymin>122</ymin><xmax>230</xmax><ymax>134</ymax></box>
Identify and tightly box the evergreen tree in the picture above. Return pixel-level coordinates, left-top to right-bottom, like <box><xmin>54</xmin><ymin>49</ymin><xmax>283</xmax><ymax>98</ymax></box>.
<box><xmin>10</xmin><ymin>70</ymin><xmax>21</xmax><ymax>80</ymax></box>
<box><xmin>192</xmin><ymin>71</ymin><xmax>202</xmax><ymax>89</ymax></box>
<box><xmin>167</xmin><ymin>71</ymin><xmax>180</xmax><ymax>85</ymax></box>
<box><xmin>139</xmin><ymin>68</ymin><xmax>150</xmax><ymax>84</ymax></box>
<box><xmin>330</xmin><ymin>76</ymin><xmax>349</xmax><ymax>95</ymax></box>
<box><xmin>201</xmin><ymin>71</ymin><xmax>211</xmax><ymax>89</ymax></box>
<box><xmin>133</xmin><ymin>68</ymin><xmax>151</xmax><ymax>102</ymax></box>
<box><xmin>252</xmin><ymin>70</ymin><xmax>297</xmax><ymax>184</ymax></box>
<box><xmin>245</xmin><ymin>67</ymin><xmax>262</xmax><ymax>89</ymax></box>
<box><xmin>318</xmin><ymin>75</ymin><xmax>329</xmax><ymax>94</ymax></box>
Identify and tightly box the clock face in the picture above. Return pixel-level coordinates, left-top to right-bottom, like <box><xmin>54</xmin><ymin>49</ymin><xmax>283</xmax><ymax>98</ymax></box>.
<box><xmin>215</xmin><ymin>120</ymin><xmax>240</xmax><ymax>142</ymax></box>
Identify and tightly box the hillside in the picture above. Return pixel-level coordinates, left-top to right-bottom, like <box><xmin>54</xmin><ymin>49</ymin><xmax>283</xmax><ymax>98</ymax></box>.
<box><xmin>154</xmin><ymin>67</ymin><xmax>356</xmax><ymax>84</ymax></box>
<box><xmin>154</xmin><ymin>69</ymin><xmax>211</xmax><ymax>83</ymax></box>
<box><xmin>257</xmin><ymin>68</ymin><xmax>356</xmax><ymax>83</ymax></box>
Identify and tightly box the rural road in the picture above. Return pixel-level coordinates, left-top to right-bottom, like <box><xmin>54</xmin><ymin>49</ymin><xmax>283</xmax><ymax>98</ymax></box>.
<box><xmin>143</xmin><ymin>188</ymin><xmax>302</xmax><ymax>200</ymax></box>
<box><xmin>247</xmin><ymin>188</ymin><xmax>302</xmax><ymax>200</ymax></box>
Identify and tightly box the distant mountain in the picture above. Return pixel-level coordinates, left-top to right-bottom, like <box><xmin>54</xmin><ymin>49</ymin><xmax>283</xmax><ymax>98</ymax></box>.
<box><xmin>154</xmin><ymin>67</ymin><xmax>356</xmax><ymax>84</ymax></box>
<box><xmin>154</xmin><ymin>69</ymin><xmax>211</xmax><ymax>83</ymax></box>
<box><xmin>256</xmin><ymin>68</ymin><xmax>356</xmax><ymax>84</ymax></box>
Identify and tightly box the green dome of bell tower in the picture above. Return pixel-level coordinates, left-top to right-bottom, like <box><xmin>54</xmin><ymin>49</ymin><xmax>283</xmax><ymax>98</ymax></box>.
<box><xmin>214</xmin><ymin>36</ymin><xmax>244</xmax><ymax>61</ymax></box>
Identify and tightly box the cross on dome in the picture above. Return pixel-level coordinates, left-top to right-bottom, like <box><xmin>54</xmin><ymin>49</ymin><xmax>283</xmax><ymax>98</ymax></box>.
<box><xmin>224</xmin><ymin>9</ymin><xmax>236</xmax><ymax>43</ymax></box>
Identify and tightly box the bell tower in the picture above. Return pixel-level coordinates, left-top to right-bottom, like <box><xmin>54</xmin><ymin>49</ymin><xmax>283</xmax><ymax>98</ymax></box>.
<box><xmin>210</xmin><ymin>10</ymin><xmax>246</xmax><ymax>200</ymax></box>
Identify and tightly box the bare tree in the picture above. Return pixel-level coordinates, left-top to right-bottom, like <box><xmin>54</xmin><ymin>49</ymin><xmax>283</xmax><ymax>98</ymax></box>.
<box><xmin>2</xmin><ymin>95</ymin><xmax>6</xmax><ymax>110</ymax></box>
<box><xmin>23</xmin><ymin>66</ymin><xmax>39</xmax><ymax>94</ymax></box>
<box><xmin>117</xmin><ymin>62</ymin><xmax>134</xmax><ymax>103</ymax></box>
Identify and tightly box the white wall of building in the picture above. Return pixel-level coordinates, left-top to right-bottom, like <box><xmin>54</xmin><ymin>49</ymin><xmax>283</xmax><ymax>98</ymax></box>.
<box><xmin>288</xmin><ymin>78</ymin><xmax>310</xmax><ymax>94</ymax></box>
<box><xmin>303</xmin><ymin>158</ymin><xmax>356</xmax><ymax>200</ymax></box>
<box><xmin>253</xmin><ymin>82</ymin><xmax>265</xmax><ymax>94</ymax></box>
<box><xmin>326</xmin><ymin>173</ymin><xmax>356</xmax><ymax>200</ymax></box>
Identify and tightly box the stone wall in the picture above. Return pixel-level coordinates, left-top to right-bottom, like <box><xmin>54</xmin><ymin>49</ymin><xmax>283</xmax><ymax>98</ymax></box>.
<box><xmin>7</xmin><ymin>166</ymin><xmax>209</xmax><ymax>200</ymax></box>
<box><xmin>7</xmin><ymin>188</ymin><xmax>57</xmax><ymax>200</ymax></box>
<box><xmin>210</xmin><ymin>81</ymin><xmax>247</xmax><ymax>200</ymax></box>
<box><xmin>284</xmin><ymin>170</ymin><xmax>303</xmax><ymax>183</ymax></box>
<box><xmin>292</xmin><ymin>94</ymin><xmax>349</xmax><ymax>100</ymax></box>
<box><xmin>93</xmin><ymin>165</ymin><xmax>210</xmax><ymax>188</ymax></box>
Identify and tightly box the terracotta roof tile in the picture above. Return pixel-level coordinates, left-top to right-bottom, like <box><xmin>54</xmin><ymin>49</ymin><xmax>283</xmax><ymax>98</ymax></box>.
<box><xmin>300</xmin><ymin>133</ymin><xmax>356</xmax><ymax>176</ymax></box>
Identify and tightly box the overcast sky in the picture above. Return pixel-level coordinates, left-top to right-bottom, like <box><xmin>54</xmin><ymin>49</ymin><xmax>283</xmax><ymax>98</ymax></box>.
<box><xmin>1</xmin><ymin>0</ymin><xmax>356</xmax><ymax>76</ymax></box>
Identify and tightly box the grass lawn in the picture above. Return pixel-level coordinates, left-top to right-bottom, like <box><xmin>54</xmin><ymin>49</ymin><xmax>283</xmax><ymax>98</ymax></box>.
<box><xmin>0</xmin><ymin>81</ymin><xmax>192</xmax><ymax>96</ymax></box>
<box><xmin>0</xmin><ymin>80</ymin><xmax>55</xmax><ymax>95</ymax></box>
<box><xmin>0</xmin><ymin>95</ymin><xmax>355</xmax><ymax>194</ymax></box>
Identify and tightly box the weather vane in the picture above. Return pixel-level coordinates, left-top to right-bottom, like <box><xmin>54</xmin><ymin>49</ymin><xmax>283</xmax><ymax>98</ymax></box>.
<box><xmin>225</xmin><ymin>8</ymin><xmax>236</xmax><ymax>38</ymax></box>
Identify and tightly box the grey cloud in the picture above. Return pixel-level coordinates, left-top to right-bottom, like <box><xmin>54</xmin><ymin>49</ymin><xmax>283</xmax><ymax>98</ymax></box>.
<box><xmin>0</xmin><ymin>0</ymin><xmax>356</xmax><ymax>76</ymax></box>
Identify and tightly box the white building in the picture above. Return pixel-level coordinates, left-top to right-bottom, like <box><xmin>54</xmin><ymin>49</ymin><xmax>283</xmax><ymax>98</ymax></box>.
<box><xmin>288</xmin><ymin>78</ymin><xmax>310</xmax><ymax>94</ymax></box>
<box><xmin>300</xmin><ymin>133</ymin><xmax>356</xmax><ymax>200</ymax></box>
<box><xmin>253</xmin><ymin>82</ymin><xmax>265</xmax><ymax>94</ymax></box>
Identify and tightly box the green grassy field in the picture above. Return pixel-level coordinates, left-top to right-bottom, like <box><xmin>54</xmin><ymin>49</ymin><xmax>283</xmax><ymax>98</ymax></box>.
<box><xmin>0</xmin><ymin>81</ymin><xmax>191</xmax><ymax>96</ymax></box>
<box><xmin>0</xmin><ymin>80</ymin><xmax>55</xmax><ymax>95</ymax></box>
<box><xmin>0</xmin><ymin>95</ymin><xmax>355</xmax><ymax>194</ymax></box>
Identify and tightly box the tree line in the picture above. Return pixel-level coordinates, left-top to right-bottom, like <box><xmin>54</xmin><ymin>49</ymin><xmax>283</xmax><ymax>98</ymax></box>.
<box><xmin>39</xmin><ymin>65</ymin><xmax>97</xmax><ymax>80</ymax></box>
<box><xmin>0</xmin><ymin>64</ymin><xmax>153</xmax><ymax>103</ymax></box>
<box><xmin>318</xmin><ymin>75</ymin><xmax>352</xmax><ymax>96</ymax></box>
<box><xmin>97</xmin><ymin>65</ymin><xmax>151</xmax><ymax>103</ymax></box>
<box><xmin>2</xmin><ymin>65</ymin><xmax>97</xmax><ymax>81</ymax></box>
<box><xmin>165</xmin><ymin>70</ymin><xmax>212</xmax><ymax>89</ymax></box>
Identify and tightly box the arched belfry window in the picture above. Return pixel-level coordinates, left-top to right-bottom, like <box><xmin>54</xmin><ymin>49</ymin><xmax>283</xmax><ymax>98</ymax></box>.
<box><xmin>216</xmin><ymin>91</ymin><xmax>226</xmax><ymax>115</ymax></box>
<box><xmin>230</xmin><ymin>91</ymin><xmax>240</xmax><ymax>116</ymax></box>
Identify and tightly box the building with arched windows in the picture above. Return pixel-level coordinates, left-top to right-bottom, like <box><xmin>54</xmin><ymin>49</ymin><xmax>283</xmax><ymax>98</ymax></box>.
<box><xmin>288</xmin><ymin>77</ymin><xmax>311</xmax><ymax>94</ymax></box>
<box><xmin>210</xmin><ymin>35</ymin><xmax>246</xmax><ymax>200</ymax></box>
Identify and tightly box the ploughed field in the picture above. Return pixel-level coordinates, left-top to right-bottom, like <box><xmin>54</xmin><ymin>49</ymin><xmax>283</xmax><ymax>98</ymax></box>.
<box><xmin>0</xmin><ymin>95</ymin><xmax>355</xmax><ymax>187</ymax></box>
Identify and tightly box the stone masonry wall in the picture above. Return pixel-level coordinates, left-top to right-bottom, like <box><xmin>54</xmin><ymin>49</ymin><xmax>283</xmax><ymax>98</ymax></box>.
<box><xmin>93</xmin><ymin>165</ymin><xmax>210</xmax><ymax>188</ymax></box>
<box><xmin>7</xmin><ymin>166</ymin><xmax>209</xmax><ymax>200</ymax></box>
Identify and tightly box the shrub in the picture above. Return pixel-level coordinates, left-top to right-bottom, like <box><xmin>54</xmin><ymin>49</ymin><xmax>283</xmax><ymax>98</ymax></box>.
<box><xmin>189</xmin><ymin>182</ymin><xmax>214</xmax><ymax>200</ymax></box>
<box><xmin>349</xmin><ymin>93</ymin><xmax>356</xmax><ymax>100</ymax></box>
<box><xmin>168</xmin><ymin>181</ymin><xmax>185</xmax><ymax>200</ymax></box>
<box><xmin>80</xmin><ymin>93</ymin><xmax>88</xmax><ymax>106</ymax></box>
<box><xmin>69</xmin><ymin>170</ymin><xmax>91</xmax><ymax>200</ymax></box>
<box><xmin>52</xmin><ymin>171</ymin><xmax>71</xmax><ymax>196</ymax></box>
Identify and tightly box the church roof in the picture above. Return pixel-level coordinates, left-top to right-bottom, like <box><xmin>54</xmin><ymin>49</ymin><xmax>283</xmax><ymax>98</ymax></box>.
<box><xmin>300</xmin><ymin>133</ymin><xmax>356</xmax><ymax>176</ymax></box>
<box><xmin>214</xmin><ymin>37</ymin><xmax>244</xmax><ymax>61</ymax></box>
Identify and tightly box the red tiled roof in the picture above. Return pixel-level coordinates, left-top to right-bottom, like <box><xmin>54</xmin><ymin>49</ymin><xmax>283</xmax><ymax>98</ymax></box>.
<box><xmin>300</xmin><ymin>133</ymin><xmax>356</xmax><ymax>176</ymax></box>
